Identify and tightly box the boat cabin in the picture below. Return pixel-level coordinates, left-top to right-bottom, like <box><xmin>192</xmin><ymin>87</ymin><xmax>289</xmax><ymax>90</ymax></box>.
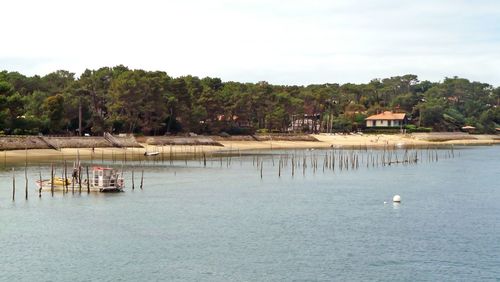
<box><xmin>91</xmin><ymin>167</ymin><xmax>124</xmax><ymax>191</ymax></box>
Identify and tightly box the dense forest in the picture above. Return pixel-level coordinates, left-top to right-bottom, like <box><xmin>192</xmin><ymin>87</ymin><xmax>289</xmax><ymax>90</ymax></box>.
<box><xmin>0</xmin><ymin>66</ymin><xmax>499</xmax><ymax>136</ymax></box>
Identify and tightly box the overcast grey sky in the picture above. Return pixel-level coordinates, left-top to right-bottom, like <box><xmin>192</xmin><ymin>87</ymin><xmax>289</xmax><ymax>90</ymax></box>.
<box><xmin>1</xmin><ymin>0</ymin><xmax>499</xmax><ymax>85</ymax></box>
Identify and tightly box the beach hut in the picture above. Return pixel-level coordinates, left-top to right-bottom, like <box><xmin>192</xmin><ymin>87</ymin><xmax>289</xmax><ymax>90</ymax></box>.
<box><xmin>461</xmin><ymin>125</ymin><xmax>476</xmax><ymax>133</ymax></box>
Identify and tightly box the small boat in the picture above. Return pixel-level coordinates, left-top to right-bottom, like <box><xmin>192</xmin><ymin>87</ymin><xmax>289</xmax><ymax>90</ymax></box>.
<box><xmin>36</xmin><ymin>167</ymin><xmax>124</xmax><ymax>192</ymax></box>
<box><xmin>36</xmin><ymin>177</ymin><xmax>71</xmax><ymax>191</ymax></box>
<box><xmin>144</xmin><ymin>151</ymin><xmax>160</xmax><ymax>157</ymax></box>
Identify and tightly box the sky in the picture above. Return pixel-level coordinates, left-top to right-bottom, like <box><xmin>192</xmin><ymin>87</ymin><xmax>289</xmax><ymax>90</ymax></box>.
<box><xmin>1</xmin><ymin>0</ymin><xmax>499</xmax><ymax>86</ymax></box>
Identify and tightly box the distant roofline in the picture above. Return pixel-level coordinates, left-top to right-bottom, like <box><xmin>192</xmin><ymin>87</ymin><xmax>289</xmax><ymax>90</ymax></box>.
<box><xmin>365</xmin><ymin>111</ymin><xmax>406</xmax><ymax>120</ymax></box>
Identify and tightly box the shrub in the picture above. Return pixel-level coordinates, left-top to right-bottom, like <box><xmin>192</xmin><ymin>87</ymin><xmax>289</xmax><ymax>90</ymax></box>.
<box><xmin>404</xmin><ymin>125</ymin><xmax>432</xmax><ymax>133</ymax></box>
<box><xmin>363</xmin><ymin>127</ymin><xmax>402</xmax><ymax>134</ymax></box>
<box><xmin>256</xmin><ymin>128</ymin><xmax>269</xmax><ymax>134</ymax></box>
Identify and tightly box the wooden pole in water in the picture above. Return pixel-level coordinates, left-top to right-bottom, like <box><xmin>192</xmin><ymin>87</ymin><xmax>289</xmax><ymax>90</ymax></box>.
<box><xmin>71</xmin><ymin>176</ymin><xmax>75</xmax><ymax>193</ymax></box>
<box><xmin>50</xmin><ymin>163</ymin><xmax>54</xmax><ymax>197</ymax></box>
<box><xmin>132</xmin><ymin>170</ymin><xmax>135</xmax><ymax>190</ymax></box>
<box><xmin>60</xmin><ymin>163</ymin><xmax>66</xmax><ymax>195</ymax></box>
<box><xmin>39</xmin><ymin>171</ymin><xmax>42</xmax><ymax>197</ymax></box>
<box><xmin>25</xmin><ymin>159</ymin><xmax>28</xmax><ymax>200</ymax></box>
<box><xmin>86</xmin><ymin>166</ymin><xmax>90</xmax><ymax>193</ymax></box>
<box><xmin>71</xmin><ymin>162</ymin><xmax>75</xmax><ymax>193</ymax></box>
<box><xmin>140</xmin><ymin>170</ymin><xmax>144</xmax><ymax>189</ymax></box>
<box><xmin>302</xmin><ymin>156</ymin><xmax>306</xmax><ymax>176</ymax></box>
<box><xmin>12</xmin><ymin>168</ymin><xmax>15</xmax><ymax>201</ymax></box>
<box><xmin>169</xmin><ymin>145</ymin><xmax>173</xmax><ymax>165</ymax></box>
<box><xmin>23</xmin><ymin>146</ymin><xmax>29</xmax><ymax>200</ymax></box>
<box><xmin>64</xmin><ymin>160</ymin><xmax>68</xmax><ymax>192</ymax></box>
<box><xmin>78</xmin><ymin>164</ymin><xmax>82</xmax><ymax>193</ymax></box>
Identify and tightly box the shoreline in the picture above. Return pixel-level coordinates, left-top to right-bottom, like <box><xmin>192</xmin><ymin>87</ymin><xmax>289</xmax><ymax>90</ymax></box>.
<box><xmin>1</xmin><ymin>133</ymin><xmax>498</xmax><ymax>165</ymax></box>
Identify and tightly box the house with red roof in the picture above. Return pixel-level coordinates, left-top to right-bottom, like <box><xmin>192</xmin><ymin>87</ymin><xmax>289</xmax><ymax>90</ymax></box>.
<box><xmin>365</xmin><ymin>111</ymin><xmax>406</xmax><ymax>128</ymax></box>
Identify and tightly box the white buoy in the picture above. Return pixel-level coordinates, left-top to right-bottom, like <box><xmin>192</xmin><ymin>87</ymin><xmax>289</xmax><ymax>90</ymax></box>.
<box><xmin>393</xmin><ymin>195</ymin><xmax>401</xmax><ymax>203</ymax></box>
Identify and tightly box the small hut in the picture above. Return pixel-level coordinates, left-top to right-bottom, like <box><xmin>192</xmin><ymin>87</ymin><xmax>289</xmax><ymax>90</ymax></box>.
<box><xmin>461</xmin><ymin>125</ymin><xmax>476</xmax><ymax>133</ymax></box>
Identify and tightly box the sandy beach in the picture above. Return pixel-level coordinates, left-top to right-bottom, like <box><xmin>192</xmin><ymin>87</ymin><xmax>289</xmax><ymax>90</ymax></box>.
<box><xmin>1</xmin><ymin>133</ymin><xmax>498</xmax><ymax>164</ymax></box>
<box><xmin>217</xmin><ymin>133</ymin><xmax>499</xmax><ymax>150</ymax></box>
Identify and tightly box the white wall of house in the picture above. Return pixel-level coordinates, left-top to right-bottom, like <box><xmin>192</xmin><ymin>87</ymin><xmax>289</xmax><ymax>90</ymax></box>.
<box><xmin>366</xmin><ymin>120</ymin><xmax>402</xmax><ymax>127</ymax></box>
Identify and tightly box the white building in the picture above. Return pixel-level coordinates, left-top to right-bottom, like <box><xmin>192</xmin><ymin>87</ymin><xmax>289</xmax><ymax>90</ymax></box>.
<box><xmin>365</xmin><ymin>111</ymin><xmax>406</xmax><ymax>127</ymax></box>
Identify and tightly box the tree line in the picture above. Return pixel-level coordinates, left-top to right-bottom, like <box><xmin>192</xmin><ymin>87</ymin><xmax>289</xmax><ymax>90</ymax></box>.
<box><xmin>0</xmin><ymin>66</ymin><xmax>499</xmax><ymax>136</ymax></box>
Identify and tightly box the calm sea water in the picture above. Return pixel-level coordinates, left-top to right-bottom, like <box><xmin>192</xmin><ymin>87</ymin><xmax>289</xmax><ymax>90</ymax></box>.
<box><xmin>0</xmin><ymin>146</ymin><xmax>499</xmax><ymax>281</ymax></box>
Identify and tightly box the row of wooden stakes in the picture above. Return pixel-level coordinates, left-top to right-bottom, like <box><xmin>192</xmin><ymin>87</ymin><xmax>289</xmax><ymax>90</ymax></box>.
<box><xmin>9</xmin><ymin>162</ymin><xmax>145</xmax><ymax>201</ymax></box>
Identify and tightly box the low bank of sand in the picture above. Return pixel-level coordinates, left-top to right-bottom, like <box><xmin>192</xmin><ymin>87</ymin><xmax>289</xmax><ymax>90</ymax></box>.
<box><xmin>314</xmin><ymin>133</ymin><xmax>500</xmax><ymax>146</ymax></box>
<box><xmin>2</xmin><ymin>133</ymin><xmax>498</xmax><ymax>164</ymax></box>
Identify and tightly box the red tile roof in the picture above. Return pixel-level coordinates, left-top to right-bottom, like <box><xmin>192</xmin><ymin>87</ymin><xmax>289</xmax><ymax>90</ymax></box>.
<box><xmin>366</xmin><ymin>111</ymin><xmax>406</xmax><ymax>120</ymax></box>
